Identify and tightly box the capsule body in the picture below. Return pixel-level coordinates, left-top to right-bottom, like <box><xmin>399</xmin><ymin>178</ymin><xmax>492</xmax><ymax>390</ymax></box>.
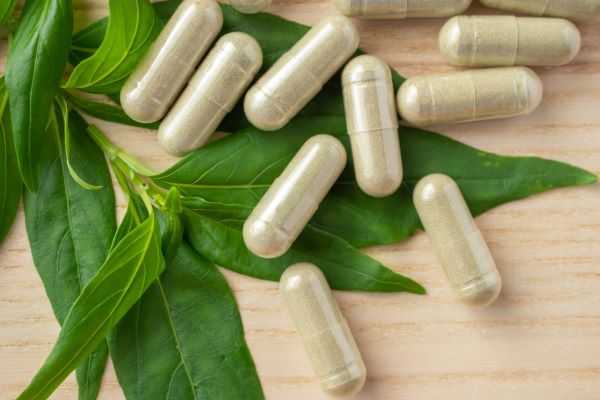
<box><xmin>479</xmin><ymin>0</ymin><xmax>600</xmax><ymax>22</ymax></box>
<box><xmin>413</xmin><ymin>174</ymin><xmax>502</xmax><ymax>306</ymax></box>
<box><xmin>439</xmin><ymin>16</ymin><xmax>581</xmax><ymax>67</ymax></box>
<box><xmin>280</xmin><ymin>263</ymin><xmax>367</xmax><ymax>396</ymax></box>
<box><xmin>244</xmin><ymin>16</ymin><xmax>359</xmax><ymax>131</ymax></box>
<box><xmin>243</xmin><ymin>135</ymin><xmax>346</xmax><ymax>258</ymax></box>
<box><xmin>397</xmin><ymin>67</ymin><xmax>543</xmax><ymax>127</ymax></box>
<box><xmin>230</xmin><ymin>0</ymin><xmax>272</xmax><ymax>13</ymax></box>
<box><xmin>342</xmin><ymin>55</ymin><xmax>402</xmax><ymax>198</ymax></box>
<box><xmin>120</xmin><ymin>0</ymin><xmax>223</xmax><ymax>123</ymax></box>
<box><xmin>332</xmin><ymin>0</ymin><xmax>471</xmax><ymax>18</ymax></box>
<box><xmin>158</xmin><ymin>33</ymin><xmax>263</xmax><ymax>156</ymax></box>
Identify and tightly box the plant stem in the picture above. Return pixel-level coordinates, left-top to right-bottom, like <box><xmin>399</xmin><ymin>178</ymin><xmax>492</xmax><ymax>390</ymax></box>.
<box><xmin>86</xmin><ymin>125</ymin><xmax>155</xmax><ymax>176</ymax></box>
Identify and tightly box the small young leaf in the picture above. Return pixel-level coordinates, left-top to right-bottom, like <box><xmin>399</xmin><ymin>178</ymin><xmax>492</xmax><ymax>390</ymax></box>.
<box><xmin>159</xmin><ymin>187</ymin><xmax>184</xmax><ymax>265</ymax></box>
<box><xmin>17</xmin><ymin>207</ymin><xmax>164</xmax><ymax>400</ymax></box>
<box><xmin>65</xmin><ymin>91</ymin><xmax>159</xmax><ymax>129</ymax></box>
<box><xmin>0</xmin><ymin>0</ymin><xmax>17</xmax><ymax>26</ymax></box>
<box><xmin>155</xmin><ymin>116</ymin><xmax>597</xmax><ymax>249</ymax></box>
<box><xmin>0</xmin><ymin>78</ymin><xmax>22</xmax><ymax>245</ymax></box>
<box><xmin>110</xmin><ymin>243</ymin><xmax>264</xmax><ymax>400</ymax></box>
<box><xmin>23</xmin><ymin>109</ymin><xmax>116</xmax><ymax>400</ymax></box>
<box><xmin>6</xmin><ymin>0</ymin><xmax>73</xmax><ymax>191</ymax></box>
<box><xmin>64</xmin><ymin>0</ymin><xmax>162</xmax><ymax>94</ymax></box>
<box><xmin>182</xmin><ymin>200</ymin><xmax>425</xmax><ymax>294</ymax></box>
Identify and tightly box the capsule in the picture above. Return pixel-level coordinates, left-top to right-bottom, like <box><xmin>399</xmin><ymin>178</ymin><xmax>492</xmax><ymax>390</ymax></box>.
<box><xmin>280</xmin><ymin>263</ymin><xmax>367</xmax><ymax>396</ymax></box>
<box><xmin>413</xmin><ymin>174</ymin><xmax>502</xmax><ymax>306</ymax></box>
<box><xmin>230</xmin><ymin>0</ymin><xmax>272</xmax><ymax>14</ymax></box>
<box><xmin>243</xmin><ymin>135</ymin><xmax>346</xmax><ymax>258</ymax></box>
<box><xmin>332</xmin><ymin>0</ymin><xmax>472</xmax><ymax>18</ymax></box>
<box><xmin>120</xmin><ymin>0</ymin><xmax>223</xmax><ymax>123</ymax></box>
<box><xmin>244</xmin><ymin>16</ymin><xmax>359</xmax><ymax>131</ymax></box>
<box><xmin>397</xmin><ymin>67</ymin><xmax>543</xmax><ymax>127</ymax></box>
<box><xmin>342</xmin><ymin>55</ymin><xmax>402</xmax><ymax>197</ymax></box>
<box><xmin>158</xmin><ymin>33</ymin><xmax>263</xmax><ymax>156</ymax></box>
<box><xmin>479</xmin><ymin>0</ymin><xmax>600</xmax><ymax>22</ymax></box>
<box><xmin>439</xmin><ymin>16</ymin><xmax>581</xmax><ymax>67</ymax></box>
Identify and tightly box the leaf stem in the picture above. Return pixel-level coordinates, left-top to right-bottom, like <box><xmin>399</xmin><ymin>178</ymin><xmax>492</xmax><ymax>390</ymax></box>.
<box><xmin>86</xmin><ymin>124</ymin><xmax>155</xmax><ymax>176</ymax></box>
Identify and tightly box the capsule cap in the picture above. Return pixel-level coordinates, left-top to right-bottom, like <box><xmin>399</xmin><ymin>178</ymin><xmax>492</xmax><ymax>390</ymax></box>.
<box><xmin>230</xmin><ymin>0</ymin><xmax>272</xmax><ymax>14</ymax></box>
<box><xmin>244</xmin><ymin>87</ymin><xmax>290</xmax><ymax>131</ymax></box>
<box><xmin>342</xmin><ymin>54</ymin><xmax>390</xmax><ymax>85</ymax></box>
<box><xmin>243</xmin><ymin>218</ymin><xmax>290</xmax><ymax>258</ymax></box>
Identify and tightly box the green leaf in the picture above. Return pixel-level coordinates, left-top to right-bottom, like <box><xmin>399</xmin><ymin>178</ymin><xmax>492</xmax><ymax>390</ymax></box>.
<box><xmin>0</xmin><ymin>0</ymin><xmax>17</xmax><ymax>26</ymax></box>
<box><xmin>0</xmin><ymin>78</ymin><xmax>22</xmax><ymax>244</ymax></box>
<box><xmin>17</xmin><ymin>206</ymin><xmax>164</xmax><ymax>400</ymax></box>
<box><xmin>110</xmin><ymin>243</ymin><xmax>264</xmax><ymax>399</ymax></box>
<box><xmin>155</xmin><ymin>115</ymin><xmax>597</xmax><ymax>249</ymax></box>
<box><xmin>23</xmin><ymin>109</ymin><xmax>116</xmax><ymax>400</ymax></box>
<box><xmin>182</xmin><ymin>199</ymin><xmax>425</xmax><ymax>293</ymax></box>
<box><xmin>64</xmin><ymin>0</ymin><xmax>162</xmax><ymax>94</ymax></box>
<box><xmin>69</xmin><ymin>18</ymin><xmax>108</xmax><ymax>65</ymax></box>
<box><xmin>6</xmin><ymin>0</ymin><xmax>73</xmax><ymax>191</ymax></box>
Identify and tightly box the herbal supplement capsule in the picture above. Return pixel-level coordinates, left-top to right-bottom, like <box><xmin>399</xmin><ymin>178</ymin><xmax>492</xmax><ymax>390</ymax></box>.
<box><xmin>243</xmin><ymin>135</ymin><xmax>346</xmax><ymax>258</ymax></box>
<box><xmin>478</xmin><ymin>0</ymin><xmax>600</xmax><ymax>22</ymax></box>
<box><xmin>439</xmin><ymin>16</ymin><xmax>581</xmax><ymax>67</ymax></box>
<box><xmin>397</xmin><ymin>67</ymin><xmax>543</xmax><ymax>127</ymax></box>
<box><xmin>158</xmin><ymin>33</ymin><xmax>263</xmax><ymax>156</ymax></box>
<box><xmin>413</xmin><ymin>174</ymin><xmax>502</xmax><ymax>306</ymax></box>
<box><xmin>280</xmin><ymin>263</ymin><xmax>367</xmax><ymax>396</ymax></box>
<box><xmin>230</xmin><ymin>0</ymin><xmax>272</xmax><ymax>14</ymax></box>
<box><xmin>342</xmin><ymin>55</ymin><xmax>402</xmax><ymax>197</ymax></box>
<box><xmin>244</xmin><ymin>16</ymin><xmax>359</xmax><ymax>131</ymax></box>
<box><xmin>332</xmin><ymin>0</ymin><xmax>472</xmax><ymax>18</ymax></box>
<box><xmin>120</xmin><ymin>0</ymin><xmax>223</xmax><ymax>123</ymax></box>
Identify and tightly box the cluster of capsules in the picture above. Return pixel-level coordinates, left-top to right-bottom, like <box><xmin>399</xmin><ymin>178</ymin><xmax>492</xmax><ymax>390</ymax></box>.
<box><xmin>120</xmin><ymin>0</ymin><xmax>599</xmax><ymax>396</ymax></box>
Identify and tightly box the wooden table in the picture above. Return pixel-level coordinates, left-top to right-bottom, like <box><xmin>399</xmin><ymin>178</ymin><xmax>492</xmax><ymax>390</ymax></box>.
<box><xmin>1</xmin><ymin>1</ymin><xmax>599</xmax><ymax>399</ymax></box>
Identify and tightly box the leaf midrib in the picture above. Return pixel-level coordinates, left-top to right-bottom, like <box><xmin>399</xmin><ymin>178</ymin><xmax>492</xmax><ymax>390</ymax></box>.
<box><xmin>156</xmin><ymin>280</ymin><xmax>198</xmax><ymax>400</ymax></box>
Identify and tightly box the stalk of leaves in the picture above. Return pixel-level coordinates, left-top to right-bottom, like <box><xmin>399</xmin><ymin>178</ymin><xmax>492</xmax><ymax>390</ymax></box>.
<box><xmin>1</xmin><ymin>0</ymin><xmax>596</xmax><ymax>399</ymax></box>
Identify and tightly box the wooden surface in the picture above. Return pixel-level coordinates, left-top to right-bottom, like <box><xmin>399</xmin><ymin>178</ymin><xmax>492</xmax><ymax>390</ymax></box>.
<box><xmin>1</xmin><ymin>1</ymin><xmax>600</xmax><ymax>399</ymax></box>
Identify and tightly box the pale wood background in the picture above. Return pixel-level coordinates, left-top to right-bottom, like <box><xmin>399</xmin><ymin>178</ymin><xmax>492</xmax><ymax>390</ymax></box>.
<box><xmin>1</xmin><ymin>1</ymin><xmax>599</xmax><ymax>399</ymax></box>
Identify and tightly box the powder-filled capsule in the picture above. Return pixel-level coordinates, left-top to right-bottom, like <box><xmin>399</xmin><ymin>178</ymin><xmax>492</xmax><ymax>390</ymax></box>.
<box><xmin>479</xmin><ymin>0</ymin><xmax>600</xmax><ymax>22</ymax></box>
<box><xmin>332</xmin><ymin>0</ymin><xmax>472</xmax><ymax>18</ymax></box>
<box><xmin>230</xmin><ymin>0</ymin><xmax>272</xmax><ymax>14</ymax></box>
<box><xmin>158</xmin><ymin>33</ymin><xmax>263</xmax><ymax>156</ymax></box>
<box><xmin>280</xmin><ymin>263</ymin><xmax>367</xmax><ymax>396</ymax></box>
<box><xmin>439</xmin><ymin>16</ymin><xmax>581</xmax><ymax>67</ymax></box>
<box><xmin>397</xmin><ymin>67</ymin><xmax>543</xmax><ymax>127</ymax></box>
<box><xmin>243</xmin><ymin>135</ymin><xmax>346</xmax><ymax>258</ymax></box>
<box><xmin>121</xmin><ymin>0</ymin><xmax>223</xmax><ymax>123</ymax></box>
<box><xmin>244</xmin><ymin>16</ymin><xmax>359</xmax><ymax>131</ymax></box>
<box><xmin>342</xmin><ymin>55</ymin><xmax>402</xmax><ymax>197</ymax></box>
<box><xmin>413</xmin><ymin>174</ymin><xmax>502</xmax><ymax>306</ymax></box>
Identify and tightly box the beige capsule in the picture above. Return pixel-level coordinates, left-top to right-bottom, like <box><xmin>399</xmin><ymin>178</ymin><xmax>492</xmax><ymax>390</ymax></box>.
<box><xmin>243</xmin><ymin>135</ymin><xmax>346</xmax><ymax>258</ymax></box>
<box><xmin>158</xmin><ymin>33</ymin><xmax>263</xmax><ymax>156</ymax></box>
<box><xmin>342</xmin><ymin>55</ymin><xmax>402</xmax><ymax>198</ymax></box>
<box><xmin>413</xmin><ymin>174</ymin><xmax>502</xmax><ymax>306</ymax></box>
<box><xmin>397</xmin><ymin>66</ymin><xmax>543</xmax><ymax>127</ymax></box>
<box><xmin>280</xmin><ymin>263</ymin><xmax>367</xmax><ymax>396</ymax></box>
<box><xmin>479</xmin><ymin>0</ymin><xmax>600</xmax><ymax>22</ymax></box>
<box><xmin>244</xmin><ymin>16</ymin><xmax>359</xmax><ymax>131</ymax></box>
<box><xmin>120</xmin><ymin>0</ymin><xmax>223</xmax><ymax>123</ymax></box>
<box><xmin>439</xmin><ymin>16</ymin><xmax>581</xmax><ymax>67</ymax></box>
<box><xmin>332</xmin><ymin>0</ymin><xmax>472</xmax><ymax>18</ymax></box>
<box><xmin>230</xmin><ymin>0</ymin><xmax>272</xmax><ymax>13</ymax></box>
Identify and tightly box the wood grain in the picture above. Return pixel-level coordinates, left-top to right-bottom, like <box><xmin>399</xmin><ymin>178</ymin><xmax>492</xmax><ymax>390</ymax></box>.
<box><xmin>1</xmin><ymin>1</ymin><xmax>599</xmax><ymax>399</ymax></box>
